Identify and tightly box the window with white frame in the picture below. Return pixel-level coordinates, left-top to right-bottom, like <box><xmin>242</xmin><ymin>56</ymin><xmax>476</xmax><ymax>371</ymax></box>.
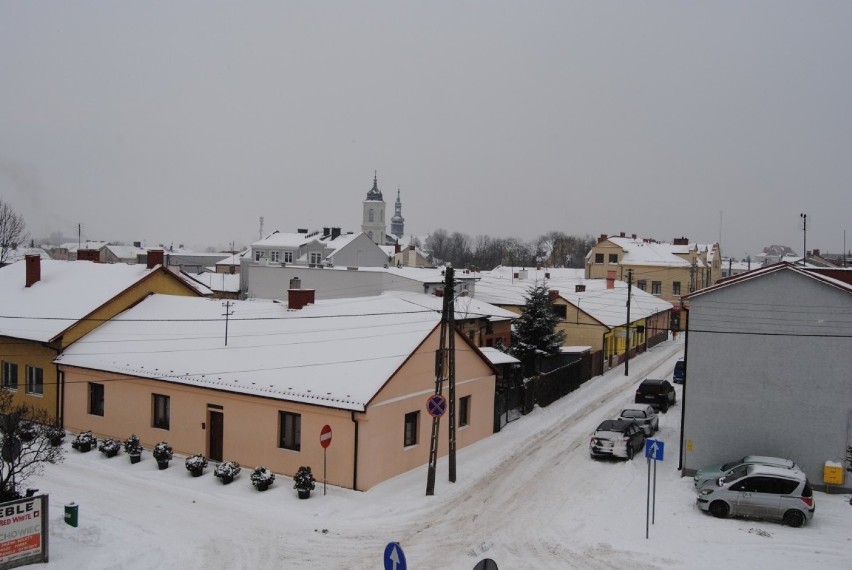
<box><xmin>672</xmin><ymin>281</ymin><xmax>681</xmax><ymax>296</ymax></box>
<box><xmin>309</xmin><ymin>252</ymin><xmax>322</xmax><ymax>265</ymax></box>
<box><xmin>26</xmin><ymin>366</ymin><xmax>43</xmax><ymax>395</ymax></box>
<box><xmin>283</xmin><ymin>251</ymin><xmax>293</xmax><ymax>263</ymax></box>
<box><xmin>651</xmin><ymin>281</ymin><xmax>662</xmax><ymax>295</ymax></box>
<box><xmin>279</xmin><ymin>411</ymin><xmax>301</xmax><ymax>451</ymax></box>
<box><xmin>254</xmin><ymin>250</ymin><xmax>265</xmax><ymax>262</ymax></box>
<box><xmin>2</xmin><ymin>361</ymin><xmax>18</xmax><ymax>391</ymax></box>
<box><xmin>270</xmin><ymin>250</ymin><xmax>280</xmax><ymax>263</ymax></box>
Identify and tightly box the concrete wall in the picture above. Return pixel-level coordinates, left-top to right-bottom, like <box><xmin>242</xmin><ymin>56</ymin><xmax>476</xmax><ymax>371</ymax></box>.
<box><xmin>682</xmin><ymin>269</ymin><xmax>852</xmax><ymax>491</ymax></box>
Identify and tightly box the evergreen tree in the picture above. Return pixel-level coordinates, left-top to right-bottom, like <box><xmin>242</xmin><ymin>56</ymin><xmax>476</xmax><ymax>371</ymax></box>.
<box><xmin>509</xmin><ymin>281</ymin><xmax>566</xmax><ymax>375</ymax></box>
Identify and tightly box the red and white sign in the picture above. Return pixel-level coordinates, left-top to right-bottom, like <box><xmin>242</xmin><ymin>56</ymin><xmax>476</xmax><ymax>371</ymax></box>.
<box><xmin>320</xmin><ymin>424</ymin><xmax>332</xmax><ymax>449</ymax></box>
<box><xmin>0</xmin><ymin>496</ymin><xmax>47</xmax><ymax>566</ymax></box>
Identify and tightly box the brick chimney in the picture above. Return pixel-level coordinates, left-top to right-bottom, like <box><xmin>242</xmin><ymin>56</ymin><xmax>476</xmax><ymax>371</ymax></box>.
<box><xmin>395</xmin><ymin>243</ymin><xmax>401</xmax><ymax>254</ymax></box>
<box><xmin>606</xmin><ymin>270</ymin><xmax>616</xmax><ymax>289</ymax></box>
<box><xmin>331</xmin><ymin>227</ymin><xmax>341</xmax><ymax>239</ymax></box>
<box><xmin>619</xmin><ymin>232</ymin><xmax>626</xmax><ymax>237</ymax></box>
<box><xmin>287</xmin><ymin>277</ymin><xmax>315</xmax><ymax>310</ymax></box>
<box><xmin>813</xmin><ymin>249</ymin><xmax>820</xmax><ymax>257</ymax></box>
<box><xmin>77</xmin><ymin>249</ymin><xmax>99</xmax><ymax>262</ymax></box>
<box><xmin>25</xmin><ymin>254</ymin><xmax>41</xmax><ymax>287</ymax></box>
<box><xmin>147</xmin><ymin>249</ymin><xmax>165</xmax><ymax>269</ymax></box>
<box><xmin>673</xmin><ymin>237</ymin><xmax>689</xmax><ymax>246</ymax></box>
<box><xmin>548</xmin><ymin>289</ymin><xmax>559</xmax><ymax>302</ymax></box>
<box><xmin>598</xmin><ymin>234</ymin><xmax>608</xmax><ymax>243</ymax></box>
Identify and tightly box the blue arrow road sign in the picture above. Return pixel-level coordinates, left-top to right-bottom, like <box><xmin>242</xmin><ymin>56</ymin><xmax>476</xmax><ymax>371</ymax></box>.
<box><xmin>645</xmin><ymin>438</ymin><xmax>665</xmax><ymax>461</ymax></box>
<box><xmin>384</xmin><ymin>542</ymin><xmax>407</xmax><ymax>570</ymax></box>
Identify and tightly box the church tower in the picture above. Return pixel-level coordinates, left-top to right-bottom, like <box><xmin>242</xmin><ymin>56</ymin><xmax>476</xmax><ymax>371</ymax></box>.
<box><xmin>361</xmin><ymin>172</ymin><xmax>387</xmax><ymax>246</ymax></box>
<box><xmin>390</xmin><ymin>188</ymin><xmax>405</xmax><ymax>240</ymax></box>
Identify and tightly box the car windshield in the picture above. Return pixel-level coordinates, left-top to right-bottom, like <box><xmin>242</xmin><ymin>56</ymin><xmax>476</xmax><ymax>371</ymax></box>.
<box><xmin>621</xmin><ymin>410</ymin><xmax>643</xmax><ymax>418</ymax></box>
<box><xmin>722</xmin><ymin>464</ymin><xmax>750</xmax><ymax>484</ymax></box>
<box><xmin>720</xmin><ymin>457</ymin><xmax>748</xmax><ymax>471</ymax></box>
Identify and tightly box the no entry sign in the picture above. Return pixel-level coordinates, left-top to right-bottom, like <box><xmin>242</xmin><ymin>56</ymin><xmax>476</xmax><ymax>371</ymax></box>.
<box><xmin>320</xmin><ymin>424</ymin><xmax>332</xmax><ymax>448</ymax></box>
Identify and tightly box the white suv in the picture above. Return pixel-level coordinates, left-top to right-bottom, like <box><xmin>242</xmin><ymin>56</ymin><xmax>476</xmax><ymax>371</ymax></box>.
<box><xmin>696</xmin><ymin>464</ymin><xmax>815</xmax><ymax>527</ymax></box>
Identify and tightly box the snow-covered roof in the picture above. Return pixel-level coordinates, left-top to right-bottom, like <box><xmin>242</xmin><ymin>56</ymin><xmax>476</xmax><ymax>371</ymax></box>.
<box><xmin>478</xmin><ymin>346</ymin><xmax>520</xmax><ymax>365</ymax></box>
<box><xmin>686</xmin><ymin>262</ymin><xmax>852</xmax><ymax>299</ymax></box>
<box><xmin>605</xmin><ymin>237</ymin><xmax>691</xmax><ymax>267</ymax></box>
<box><xmin>55</xmin><ymin>293</ymin><xmax>464</xmax><ymax>412</ymax></box>
<box><xmin>379</xmin><ymin>290</ymin><xmax>517</xmax><ymax>322</ymax></box>
<box><xmin>475</xmin><ymin>269</ymin><xmax>672</xmax><ymax>328</ymax></box>
<box><xmin>1</xmin><ymin>246</ymin><xmax>50</xmax><ymax>264</ymax></box>
<box><xmin>252</xmin><ymin>231</ymin><xmax>314</xmax><ymax>248</ymax></box>
<box><xmin>0</xmin><ymin>259</ymin><xmax>166</xmax><ymax>342</ymax></box>
<box><xmin>106</xmin><ymin>244</ymin><xmax>146</xmax><ymax>259</ymax></box>
<box><xmin>59</xmin><ymin>240</ymin><xmax>109</xmax><ymax>252</ymax></box>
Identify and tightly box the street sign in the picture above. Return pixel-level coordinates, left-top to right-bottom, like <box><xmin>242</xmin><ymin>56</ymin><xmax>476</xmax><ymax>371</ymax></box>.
<box><xmin>426</xmin><ymin>394</ymin><xmax>447</xmax><ymax>418</ymax></box>
<box><xmin>645</xmin><ymin>438</ymin><xmax>664</xmax><ymax>461</ymax></box>
<box><xmin>384</xmin><ymin>542</ymin><xmax>407</xmax><ymax>570</ymax></box>
<box><xmin>320</xmin><ymin>424</ymin><xmax>332</xmax><ymax>448</ymax></box>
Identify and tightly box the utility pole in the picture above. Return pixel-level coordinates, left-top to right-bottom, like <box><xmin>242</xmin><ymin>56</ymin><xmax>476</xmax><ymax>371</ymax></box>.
<box><xmin>447</xmin><ymin>267</ymin><xmax>457</xmax><ymax>483</ymax></box>
<box><xmin>222</xmin><ymin>301</ymin><xmax>234</xmax><ymax>346</ymax></box>
<box><xmin>625</xmin><ymin>269</ymin><xmax>632</xmax><ymax>377</ymax></box>
<box><xmin>689</xmin><ymin>260</ymin><xmax>697</xmax><ymax>293</ymax></box>
<box><xmin>426</xmin><ymin>267</ymin><xmax>454</xmax><ymax>495</ymax></box>
<box><xmin>800</xmin><ymin>213</ymin><xmax>807</xmax><ymax>266</ymax></box>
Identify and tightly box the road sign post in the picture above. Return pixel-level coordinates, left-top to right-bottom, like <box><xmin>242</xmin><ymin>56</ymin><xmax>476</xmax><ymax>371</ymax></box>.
<box><xmin>320</xmin><ymin>424</ymin><xmax>332</xmax><ymax>496</ymax></box>
<box><xmin>644</xmin><ymin>439</ymin><xmax>665</xmax><ymax>538</ymax></box>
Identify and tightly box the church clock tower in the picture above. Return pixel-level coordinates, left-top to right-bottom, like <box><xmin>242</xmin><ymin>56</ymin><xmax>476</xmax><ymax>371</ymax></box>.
<box><xmin>361</xmin><ymin>172</ymin><xmax>387</xmax><ymax>246</ymax></box>
<box><xmin>390</xmin><ymin>189</ymin><xmax>405</xmax><ymax>240</ymax></box>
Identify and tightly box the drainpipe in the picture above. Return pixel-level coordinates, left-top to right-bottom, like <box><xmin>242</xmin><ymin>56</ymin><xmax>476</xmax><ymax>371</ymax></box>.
<box><xmin>351</xmin><ymin>411</ymin><xmax>359</xmax><ymax>491</ymax></box>
<box><xmin>678</xmin><ymin>305</ymin><xmax>690</xmax><ymax>472</ymax></box>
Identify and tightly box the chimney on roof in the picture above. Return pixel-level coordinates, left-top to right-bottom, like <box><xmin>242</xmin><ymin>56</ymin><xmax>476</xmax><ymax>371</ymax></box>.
<box><xmin>323</xmin><ymin>227</ymin><xmax>330</xmax><ymax>237</ymax></box>
<box><xmin>77</xmin><ymin>249</ymin><xmax>99</xmax><ymax>263</ymax></box>
<box><xmin>813</xmin><ymin>249</ymin><xmax>820</xmax><ymax>257</ymax></box>
<box><xmin>331</xmin><ymin>227</ymin><xmax>341</xmax><ymax>239</ymax></box>
<box><xmin>598</xmin><ymin>234</ymin><xmax>608</xmax><ymax>243</ymax></box>
<box><xmin>620</xmin><ymin>232</ymin><xmax>626</xmax><ymax>237</ymax></box>
<box><xmin>287</xmin><ymin>277</ymin><xmax>315</xmax><ymax>310</ymax></box>
<box><xmin>147</xmin><ymin>249</ymin><xmax>164</xmax><ymax>269</ymax></box>
<box><xmin>575</xmin><ymin>284</ymin><xmax>586</xmax><ymax>293</ymax></box>
<box><xmin>133</xmin><ymin>241</ymin><xmax>142</xmax><ymax>248</ymax></box>
<box><xmin>394</xmin><ymin>243</ymin><xmax>401</xmax><ymax>254</ymax></box>
<box><xmin>606</xmin><ymin>270</ymin><xmax>616</xmax><ymax>289</ymax></box>
<box><xmin>548</xmin><ymin>289</ymin><xmax>559</xmax><ymax>302</ymax></box>
<box><xmin>673</xmin><ymin>237</ymin><xmax>689</xmax><ymax>245</ymax></box>
<box><xmin>25</xmin><ymin>254</ymin><xmax>41</xmax><ymax>287</ymax></box>
<box><xmin>632</xmin><ymin>234</ymin><xmax>637</xmax><ymax>240</ymax></box>
<box><xmin>297</xmin><ymin>228</ymin><xmax>308</xmax><ymax>234</ymax></box>
<box><xmin>409</xmin><ymin>244</ymin><xmax>415</xmax><ymax>251</ymax></box>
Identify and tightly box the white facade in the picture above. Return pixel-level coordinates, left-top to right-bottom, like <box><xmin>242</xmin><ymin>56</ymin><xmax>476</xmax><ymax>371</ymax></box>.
<box><xmin>681</xmin><ymin>264</ymin><xmax>852</xmax><ymax>491</ymax></box>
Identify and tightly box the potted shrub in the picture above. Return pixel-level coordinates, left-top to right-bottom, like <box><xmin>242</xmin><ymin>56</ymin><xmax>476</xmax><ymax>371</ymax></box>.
<box><xmin>293</xmin><ymin>465</ymin><xmax>315</xmax><ymax>499</ymax></box>
<box><xmin>124</xmin><ymin>434</ymin><xmax>143</xmax><ymax>464</ymax></box>
<box><xmin>185</xmin><ymin>454</ymin><xmax>208</xmax><ymax>477</ymax></box>
<box><xmin>46</xmin><ymin>426</ymin><xmax>65</xmax><ymax>447</ymax></box>
<box><xmin>71</xmin><ymin>431</ymin><xmax>97</xmax><ymax>453</ymax></box>
<box><xmin>18</xmin><ymin>422</ymin><xmax>37</xmax><ymax>442</ymax></box>
<box><xmin>98</xmin><ymin>438</ymin><xmax>121</xmax><ymax>458</ymax></box>
<box><xmin>214</xmin><ymin>460</ymin><xmax>241</xmax><ymax>484</ymax></box>
<box><xmin>250</xmin><ymin>466</ymin><xmax>275</xmax><ymax>492</ymax></box>
<box><xmin>153</xmin><ymin>442</ymin><xmax>173</xmax><ymax>470</ymax></box>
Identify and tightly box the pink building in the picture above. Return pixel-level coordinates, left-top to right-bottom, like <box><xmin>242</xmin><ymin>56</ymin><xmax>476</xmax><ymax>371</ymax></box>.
<box><xmin>58</xmin><ymin>291</ymin><xmax>497</xmax><ymax>490</ymax></box>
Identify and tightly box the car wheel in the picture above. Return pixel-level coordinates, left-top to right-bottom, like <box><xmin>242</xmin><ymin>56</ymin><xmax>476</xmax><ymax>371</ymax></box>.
<box><xmin>783</xmin><ymin>510</ymin><xmax>806</xmax><ymax>528</ymax></box>
<box><xmin>709</xmin><ymin>501</ymin><xmax>729</xmax><ymax>519</ymax></box>
<box><xmin>660</xmin><ymin>401</ymin><xmax>669</xmax><ymax>413</ymax></box>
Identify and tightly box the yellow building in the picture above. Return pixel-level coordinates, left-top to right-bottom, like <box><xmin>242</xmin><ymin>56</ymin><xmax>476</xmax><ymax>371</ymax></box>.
<box><xmin>585</xmin><ymin>233</ymin><xmax>722</xmax><ymax>308</ymax></box>
<box><xmin>0</xmin><ymin>253</ymin><xmax>203</xmax><ymax>425</ymax></box>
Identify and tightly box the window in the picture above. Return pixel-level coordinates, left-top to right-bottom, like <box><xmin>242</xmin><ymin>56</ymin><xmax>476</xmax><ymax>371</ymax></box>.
<box><xmin>26</xmin><ymin>366</ymin><xmax>43</xmax><ymax>395</ymax></box>
<box><xmin>404</xmin><ymin>411</ymin><xmax>419</xmax><ymax>447</ymax></box>
<box><xmin>2</xmin><ymin>362</ymin><xmax>18</xmax><ymax>391</ymax></box>
<box><xmin>594</xmin><ymin>253</ymin><xmax>604</xmax><ymax>264</ymax></box>
<box><xmin>636</xmin><ymin>280</ymin><xmax>647</xmax><ymax>292</ymax></box>
<box><xmin>254</xmin><ymin>250</ymin><xmax>265</xmax><ymax>262</ymax></box>
<box><xmin>552</xmin><ymin>304</ymin><xmax>567</xmax><ymax>319</ymax></box>
<box><xmin>459</xmin><ymin>396</ymin><xmax>471</xmax><ymax>427</ymax></box>
<box><xmin>89</xmin><ymin>383</ymin><xmax>105</xmax><ymax>416</ymax></box>
<box><xmin>608</xmin><ymin>254</ymin><xmax>618</xmax><ymax>264</ymax></box>
<box><xmin>283</xmin><ymin>251</ymin><xmax>293</xmax><ymax>263</ymax></box>
<box><xmin>152</xmin><ymin>394</ymin><xmax>170</xmax><ymax>429</ymax></box>
<box><xmin>270</xmin><ymin>250</ymin><xmax>280</xmax><ymax>263</ymax></box>
<box><xmin>369</xmin><ymin>209</ymin><xmax>374</xmax><ymax>222</ymax></box>
<box><xmin>279</xmin><ymin>411</ymin><xmax>301</xmax><ymax>451</ymax></box>
<box><xmin>672</xmin><ymin>281</ymin><xmax>681</xmax><ymax>296</ymax></box>
<box><xmin>651</xmin><ymin>281</ymin><xmax>662</xmax><ymax>295</ymax></box>
<box><xmin>309</xmin><ymin>252</ymin><xmax>323</xmax><ymax>265</ymax></box>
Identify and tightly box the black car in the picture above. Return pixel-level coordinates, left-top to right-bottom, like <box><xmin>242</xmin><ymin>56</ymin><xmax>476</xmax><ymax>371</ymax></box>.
<box><xmin>589</xmin><ymin>419</ymin><xmax>646</xmax><ymax>460</ymax></box>
<box><xmin>635</xmin><ymin>378</ymin><xmax>677</xmax><ymax>412</ymax></box>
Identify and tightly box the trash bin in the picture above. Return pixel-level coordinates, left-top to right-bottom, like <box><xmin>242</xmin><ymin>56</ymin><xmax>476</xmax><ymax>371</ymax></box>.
<box><xmin>64</xmin><ymin>502</ymin><xmax>78</xmax><ymax>527</ymax></box>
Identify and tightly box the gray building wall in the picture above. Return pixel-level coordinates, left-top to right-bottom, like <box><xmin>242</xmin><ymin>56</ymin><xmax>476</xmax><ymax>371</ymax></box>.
<box><xmin>242</xmin><ymin>265</ymin><xmax>426</xmax><ymax>300</ymax></box>
<box><xmin>682</xmin><ymin>269</ymin><xmax>852</xmax><ymax>491</ymax></box>
<box><xmin>327</xmin><ymin>233</ymin><xmax>389</xmax><ymax>268</ymax></box>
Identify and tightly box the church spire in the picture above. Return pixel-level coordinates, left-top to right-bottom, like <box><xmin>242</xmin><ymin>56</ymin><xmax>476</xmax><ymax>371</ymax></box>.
<box><xmin>366</xmin><ymin>171</ymin><xmax>383</xmax><ymax>201</ymax></box>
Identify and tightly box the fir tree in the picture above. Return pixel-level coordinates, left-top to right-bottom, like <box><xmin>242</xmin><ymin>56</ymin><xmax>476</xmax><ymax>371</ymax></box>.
<box><xmin>509</xmin><ymin>281</ymin><xmax>566</xmax><ymax>375</ymax></box>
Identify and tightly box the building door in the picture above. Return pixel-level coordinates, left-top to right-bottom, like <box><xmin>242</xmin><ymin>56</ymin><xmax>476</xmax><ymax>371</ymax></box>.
<box><xmin>208</xmin><ymin>410</ymin><xmax>224</xmax><ymax>462</ymax></box>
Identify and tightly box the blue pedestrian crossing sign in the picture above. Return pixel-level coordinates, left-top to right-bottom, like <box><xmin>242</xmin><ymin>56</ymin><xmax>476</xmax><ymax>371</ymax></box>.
<box><xmin>384</xmin><ymin>542</ymin><xmax>407</xmax><ymax>570</ymax></box>
<box><xmin>645</xmin><ymin>438</ymin><xmax>665</xmax><ymax>461</ymax></box>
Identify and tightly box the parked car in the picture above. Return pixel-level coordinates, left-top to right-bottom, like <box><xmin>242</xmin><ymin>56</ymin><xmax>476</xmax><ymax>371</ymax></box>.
<box><xmin>696</xmin><ymin>464</ymin><xmax>814</xmax><ymax>527</ymax></box>
<box><xmin>616</xmin><ymin>404</ymin><xmax>659</xmax><ymax>436</ymax></box>
<box><xmin>693</xmin><ymin>455</ymin><xmax>800</xmax><ymax>489</ymax></box>
<box><xmin>589</xmin><ymin>419</ymin><xmax>646</xmax><ymax>460</ymax></box>
<box><xmin>634</xmin><ymin>378</ymin><xmax>677</xmax><ymax>412</ymax></box>
<box><xmin>673</xmin><ymin>359</ymin><xmax>685</xmax><ymax>384</ymax></box>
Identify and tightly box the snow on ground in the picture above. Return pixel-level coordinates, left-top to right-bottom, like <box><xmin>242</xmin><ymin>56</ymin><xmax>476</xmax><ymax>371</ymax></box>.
<box><xmin>33</xmin><ymin>338</ymin><xmax>852</xmax><ymax>569</ymax></box>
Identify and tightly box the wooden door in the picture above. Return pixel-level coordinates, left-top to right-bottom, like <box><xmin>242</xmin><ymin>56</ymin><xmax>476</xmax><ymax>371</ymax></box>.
<box><xmin>208</xmin><ymin>410</ymin><xmax>224</xmax><ymax>462</ymax></box>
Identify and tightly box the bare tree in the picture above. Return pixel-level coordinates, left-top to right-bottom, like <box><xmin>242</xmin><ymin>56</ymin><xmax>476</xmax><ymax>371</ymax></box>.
<box><xmin>0</xmin><ymin>200</ymin><xmax>29</xmax><ymax>265</ymax></box>
<box><xmin>0</xmin><ymin>391</ymin><xmax>65</xmax><ymax>501</ymax></box>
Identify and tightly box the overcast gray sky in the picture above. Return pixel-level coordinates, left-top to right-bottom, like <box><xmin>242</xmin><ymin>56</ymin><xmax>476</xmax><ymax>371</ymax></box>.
<box><xmin>1</xmin><ymin>1</ymin><xmax>850</xmax><ymax>259</ymax></box>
